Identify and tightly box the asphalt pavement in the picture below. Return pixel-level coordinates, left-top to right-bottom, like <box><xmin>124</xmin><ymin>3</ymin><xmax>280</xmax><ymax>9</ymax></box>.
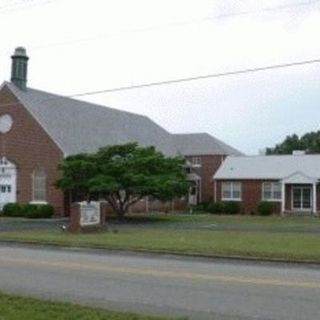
<box><xmin>0</xmin><ymin>244</ymin><xmax>320</xmax><ymax>319</ymax></box>
<box><xmin>0</xmin><ymin>217</ymin><xmax>67</xmax><ymax>231</ymax></box>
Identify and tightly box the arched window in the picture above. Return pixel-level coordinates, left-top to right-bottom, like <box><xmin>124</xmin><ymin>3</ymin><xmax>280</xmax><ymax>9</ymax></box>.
<box><xmin>32</xmin><ymin>168</ymin><xmax>47</xmax><ymax>202</ymax></box>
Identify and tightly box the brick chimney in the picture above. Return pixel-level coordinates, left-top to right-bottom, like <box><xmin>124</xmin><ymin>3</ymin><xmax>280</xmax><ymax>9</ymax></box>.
<box><xmin>11</xmin><ymin>47</ymin><xmax>29</xmax><ymax>91</ymax></box>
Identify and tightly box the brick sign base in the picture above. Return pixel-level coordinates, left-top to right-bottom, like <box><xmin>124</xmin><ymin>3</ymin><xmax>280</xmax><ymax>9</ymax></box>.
<box><xmin>68</xmin><ymin>202</ymin><xmax>106</xmax><ymax>233</ymax></box>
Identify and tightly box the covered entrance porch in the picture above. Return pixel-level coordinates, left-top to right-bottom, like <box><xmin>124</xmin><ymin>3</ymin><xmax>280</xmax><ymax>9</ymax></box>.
<box><xmin>281</xmin><ymin>171</ymin><xmax>318</xmax><ymax>215</ymax></box>
<box><xmin>186</xmin><ymin>172</ymin><xmax>201</xmax><ymax>205</ymax></box>
<box><xmin>0</xmin><ymin>157</ymin><xmax>17</xmax><ymax>209</ymax></box>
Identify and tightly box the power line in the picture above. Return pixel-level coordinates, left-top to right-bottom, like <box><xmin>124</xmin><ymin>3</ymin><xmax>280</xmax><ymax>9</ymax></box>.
<box><xmin>0</xmin><ymin>0</ymin><xmax>54</xmax><ymax>14</ymax></box>
<box><xmin>68</xmin><ymin>58</ymin><xmax>320</xmax><ymax>97</ymax></box>
<box><xmin>27</xmin><ymin>0</ymin><xmax>320</xmax><ymax>52</ymax></box>
<box><xmin>0</xmin><ymin>57</ymin><xmax>319</xmax><ymax>108</ymax></box>
<box><xmin>217</xmin><ymin>0</ymin><xmax>320</xmax><ymax>18</ymax></box>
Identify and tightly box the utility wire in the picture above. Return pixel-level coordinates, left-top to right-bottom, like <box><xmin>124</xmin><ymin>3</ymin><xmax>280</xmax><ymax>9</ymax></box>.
<box><xmin>0</xmin><ymin>0</ymin><xmax>54</xmax><ymax>14</ymax></box>
<box><xmin>68</xmin><ymin>58</ymin><xmax>320</xmax><ymax>97</ymax></box>
<box><xmin>217</xmin><ymin>0</ymin><xmax>320</xmax><ymax>17</ymax></box>
<box><xmin>0</xmin><ymin>57</ymin><xmax>319</xmax><ymax>108</ymax></box>
<box><xmin>27</xmin><ymin>0</ymin><xmax>320</xmax><ymax>52</ymax></box>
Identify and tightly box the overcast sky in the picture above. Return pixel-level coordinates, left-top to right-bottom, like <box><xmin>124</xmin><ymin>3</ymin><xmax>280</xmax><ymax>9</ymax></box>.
<box><xmin>1</xmin><ymin>0</ymin><xmax>320</xmax><ymax>154</ymax></box>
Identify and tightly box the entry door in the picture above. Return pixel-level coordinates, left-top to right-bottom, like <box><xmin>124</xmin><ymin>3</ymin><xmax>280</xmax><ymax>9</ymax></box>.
<box><xmin>292</xmin><ymin>187</ymin><xmax>312</xmax><ymax>210</ymax></box>
<box><xmin>0</xmin><ymin>184</ymin><xmax>14</xmax><ymax>204</ymax></box>
<box><xmin>0</xmin><ymin>158</ymin><xmax>17</xmax><ymax>208</ymax></box>
<box><xmin>188</xmin><ymin>181</ymin><xmax>200</xmax><ymax>205</ymax></box>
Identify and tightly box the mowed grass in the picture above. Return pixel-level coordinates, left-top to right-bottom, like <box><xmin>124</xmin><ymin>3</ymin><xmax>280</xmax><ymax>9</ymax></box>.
<box><xmin>0</xmin><ymin>292</ymin><xmax>173</xmax><ymax>320</ymax></box>
<box><xmin>114</xmin><ymin>213</ymin><xmax>320</xmax><ymax>227</ymax></box>
<box><xmin>1</xmin><ymin>215</ymin><xmax>320</xmax><ymax>261</ymax></box>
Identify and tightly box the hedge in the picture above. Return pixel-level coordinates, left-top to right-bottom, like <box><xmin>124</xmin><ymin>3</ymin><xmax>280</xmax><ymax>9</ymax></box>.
<box><xmin>257</xmin><ymin>201</ymin><xmax>273</xmax><ymax>216</ymax></box>
<box><xmin>198</xmin><ymin>201</ymin><xmax>240</xmax><ymax>215</ymax></box>
<box><xmin>2</xmin><ymin>203</ymin><xmax>54</xmax><ymax>219</ymax></box>
<box><xmin>222</xmin><ymin>201</ymin><xmax>240</xmax><ymax>214</ymax></box>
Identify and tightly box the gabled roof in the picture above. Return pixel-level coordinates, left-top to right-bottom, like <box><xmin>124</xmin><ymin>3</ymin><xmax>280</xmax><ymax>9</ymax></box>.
<box><xmin>4</xmin><ymin>82</ymin><xmax>177</xmax><ymax>156</ymax></box>
<box><xmin>214</xmin><ymin>155</ymin><xmax>320</xmax><ymax>180</ymax></box>
<box><xmin>2</xmin><ymin>81</ymin><xmax>243</xmax><ymax>157</ymax></box>
<box><xmin>173</xmin><ymin>133</ymin><xmax>243</xmax><ymax>156</ymax></box>
<box><xmin>282</xmin><ymin>171</ymin><xmax>318</xmax><ymax>184</ymax></box>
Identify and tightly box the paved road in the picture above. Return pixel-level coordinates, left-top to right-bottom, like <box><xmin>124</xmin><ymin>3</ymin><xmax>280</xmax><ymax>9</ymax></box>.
<box><xmin>0</xmin><ymin>244</ymin><xmax>320</xmax><ymax>319</ymax></box>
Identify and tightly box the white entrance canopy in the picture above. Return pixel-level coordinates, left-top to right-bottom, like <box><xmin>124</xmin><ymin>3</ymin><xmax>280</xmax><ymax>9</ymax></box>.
<box><xmin>0</xmin><ymin>157</ymin><xmax>17</xmax><ymax>209</ymax></box>
<box><xmin>280</xmin><ymin>171</ymin><xmax>318</xmax><ymax>215</ymax></box>
<box><xmin>281</xmin><ymin>171</ymin><xmax>318</xmax><ymax>184</ymax></box>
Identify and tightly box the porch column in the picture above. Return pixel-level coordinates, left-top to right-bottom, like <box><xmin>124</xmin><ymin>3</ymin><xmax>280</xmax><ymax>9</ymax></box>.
<box><xmin>281</xmin><ymin>182</ymin><xmax>285</xmax><ymax>216</ymax></box>
<box><xmin>312</xmin><ymin>182</ymin><xmax>317</xmax><ymax>215</ymax></box>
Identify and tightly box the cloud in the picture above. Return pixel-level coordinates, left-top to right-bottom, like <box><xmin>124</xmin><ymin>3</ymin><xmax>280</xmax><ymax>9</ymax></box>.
<box><xmin>1</xmin><ymin>0</ymin><xmax>320</xmax><ymax>154</ymax></box>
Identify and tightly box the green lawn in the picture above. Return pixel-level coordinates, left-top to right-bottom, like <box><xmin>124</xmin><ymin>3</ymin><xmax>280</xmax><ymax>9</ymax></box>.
<box><xmin>117</xmin><ymin>213</ymin><xmax>320</xmax><ymax>227</ymax></box>
<box><xmin>0</xmin><ymin>292</ymin><xmax>174</xmax><ymax>320</ymax></box>
<box><xmin>1</xmin><ymin>214</ymin><xmax>320</xmax><ymax>262</ymax></box>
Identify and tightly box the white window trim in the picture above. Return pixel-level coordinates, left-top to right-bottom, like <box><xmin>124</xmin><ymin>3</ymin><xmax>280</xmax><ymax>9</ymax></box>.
<box><xmin>191</xmin><ymin>157</ymin><xmax>201</xmax><ymax>167</ymax></box>
<box><xmin>30</xmin><ymin>200</ymin><xmax>48</xmax><ymax>205</ymax></box>
<box><xmin>262</xmin><ymin>182</ymin><xmax>282</xmax><ymax>202</ymax></box>
<box><xmin>32</xmin><ymin>168</ymin><xmax>47</xmax><ymax>202</ymax></box>
<box><xmin>221</xmin><ymin>182</ymin><xmax>242</xmax><ymax>201</ymax></box>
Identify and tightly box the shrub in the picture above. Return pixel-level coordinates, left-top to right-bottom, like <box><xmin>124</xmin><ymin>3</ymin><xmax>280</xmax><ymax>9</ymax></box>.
<box><xmin>222</xmin><ymin>201</ymin><xmax>240</xmax><ymax>214</ymax></box>
<box><xmin>257</xmin><ymin>201</ymin><xmax>273</xmax><ymax>216</ymax></box>
<box><xmin>39</xmin><ymin>204</ymin><xmax>55</xmax><ymax>218</ymax></box>
<box><xmin>2</xmin><ymin>203</ymin><xmax>23</xmax><ymax>217</ymax></box>
<box><xmin>193</xmin><ymin>201</ymin><xmax>210</xmax><ymax>212</ymax></box>
<box><xmin>207</xmin><ymin>202</ymin><xmax>224</xmax><ymax>214</ymax></box>
<box><xmin>23</xmin><ymin>204</ymin><xmax>54</xmax><ymax>219</ymax></box>
<box><xmin>2</xmin><ymin>203</ymin><xmax>54</xmax><ymax>219</ymax></box>
<box><xmin>21</xmin><ymin>204</ymin><xmax>39</xmax><ymax>218</ymax></box>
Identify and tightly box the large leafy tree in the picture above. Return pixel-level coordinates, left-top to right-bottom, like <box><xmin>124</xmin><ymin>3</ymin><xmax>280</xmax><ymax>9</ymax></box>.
<box><xmin>56</xmin><ymin>143</ymin><xmax>189</xmax><ymax>218</ymax></box>
<box><xmin>266</xmin><ymin>131</ymin><xmax>320</xmax><ymax>155</ymax></box>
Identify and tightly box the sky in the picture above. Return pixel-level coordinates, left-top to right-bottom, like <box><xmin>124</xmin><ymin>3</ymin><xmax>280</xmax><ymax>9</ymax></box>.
<box><xmin>0</xmin><ymin>0</ymin><xmax>320</xmax><ymax>155</ymax></box>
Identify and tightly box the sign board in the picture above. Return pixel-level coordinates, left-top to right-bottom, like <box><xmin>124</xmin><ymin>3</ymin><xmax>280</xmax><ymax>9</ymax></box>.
<box><xmin>79</xmin><ymin>201</ymin><xmax>101</xmax><ymax>226</ymax></box>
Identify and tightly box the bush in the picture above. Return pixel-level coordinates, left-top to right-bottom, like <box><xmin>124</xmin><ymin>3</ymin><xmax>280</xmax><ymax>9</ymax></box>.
<box><xmin>2</xmin><ymin>203</ymin><xmax>23</xmax><ymax>217</ymax></box>
<box><xmin>2</xmin><ymin>203</ymin><xmax>54</xmax><ymax>219</ymax></box>
<box><xmin>222</xmin><ymin>201</ymin><xmax>240</xmax><ymax>215</ymax></box>
<box><xmin>207</xmin><ymin>202</ymin><xmax>224</xmax><ymax>214</ymax></box>
<box><xmin>193</xmin><ymin>201</ymin><xmax>210</xmax><ymax>212</ymax></box>
<box><xmin>194</xmin><ymin>201</ymin><xmax>239</xmax><ymax>215</ymax></box>
<box><xmin>23</xmin><ymin>204</ymin><xmax>54</xmax><ymax>219</ymax></box>
<box><xmin>257</xmin><ymin>201</ymin><xmax>273</xmax><ymax>216</ymax></box>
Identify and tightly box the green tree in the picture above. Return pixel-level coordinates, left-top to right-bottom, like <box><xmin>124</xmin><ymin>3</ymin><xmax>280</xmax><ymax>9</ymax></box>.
<box><xmin>56</xmin><ymin>153</ymin><xmax>97</xmax><ymax>201</ymax></box>
<box><xmin>56</xmin><ymin>143</ymin><xmax>189</xmax><ymax>218</ymax></box>
<box><xmin>266</xmin><ymin>130</ymin><xmax>320</xmax><ymax>155</ymax></box>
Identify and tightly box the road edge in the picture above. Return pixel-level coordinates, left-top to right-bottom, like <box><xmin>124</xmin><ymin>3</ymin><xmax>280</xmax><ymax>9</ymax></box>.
<box><xmin>1</xmin><ymin>239</ymin><xmax>320</xmax><ymax>267</ymax></box>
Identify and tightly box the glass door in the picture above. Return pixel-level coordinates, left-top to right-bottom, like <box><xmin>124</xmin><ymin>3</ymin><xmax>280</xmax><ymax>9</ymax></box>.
<box><xmin>292</xmin><ymin>186</ymin><xmax>312</xmax><ymax>210</ymax></box>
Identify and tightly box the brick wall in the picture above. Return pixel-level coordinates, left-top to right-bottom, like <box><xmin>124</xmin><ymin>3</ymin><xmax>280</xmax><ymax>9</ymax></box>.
<box><xmin>0</xmin><ymin>85</ymin><xmax>64</xmax><ymax>215</ymax></box>
<box><xmin>186</xmin><ymin>155</ymin><xmax>226</xmax><ymax>202</ymax></box>
<box><xmin>215</xmin><ymin>179</ymin><xmax>281</xmax><ymax>214</ymax></box>
<box><xmin>0</xmin><ymin>84</ymin><xmax>234</xmax><ymax>216</ymax></box>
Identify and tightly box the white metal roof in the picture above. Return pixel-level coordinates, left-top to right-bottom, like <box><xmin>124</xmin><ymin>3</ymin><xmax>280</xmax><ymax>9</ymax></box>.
<box><xmin>214</xmin><ymin>155</ymin><xmax>320</xmax><ymax>180</ymax></box>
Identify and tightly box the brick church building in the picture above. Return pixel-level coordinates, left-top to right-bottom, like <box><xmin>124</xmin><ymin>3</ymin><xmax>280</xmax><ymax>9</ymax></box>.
<box><xmin>0</xmin><ymin>47</ymin><xmax>242</xmax><ymax>215</ymax></box>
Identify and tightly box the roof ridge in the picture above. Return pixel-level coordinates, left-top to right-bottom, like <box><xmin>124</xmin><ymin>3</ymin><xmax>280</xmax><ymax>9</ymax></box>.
<box><xmin>3</xmin><ymin>82</ymin><xmax>177</xmax><ymax>156</ymax></box>
<box><xmin>6</xmin><ymin>82</ymin><xmax>148</xmax><ymax>119</ymax></box>
<box><xmin>230</xmin><ymin>154</ymin><xmax>320</xmax><ymax>158</ymax></box>
<box><xmin>2</xmin><ymin>81</ymin><xmax>242</xmax><ymax>157</ymax></box>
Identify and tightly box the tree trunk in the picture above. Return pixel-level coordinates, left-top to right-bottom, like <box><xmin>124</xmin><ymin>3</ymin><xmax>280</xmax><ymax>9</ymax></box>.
<box><xmin>106</xmin><ymin>194</ymin><xmax>144</xmax><ymax>220</ymax></box>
